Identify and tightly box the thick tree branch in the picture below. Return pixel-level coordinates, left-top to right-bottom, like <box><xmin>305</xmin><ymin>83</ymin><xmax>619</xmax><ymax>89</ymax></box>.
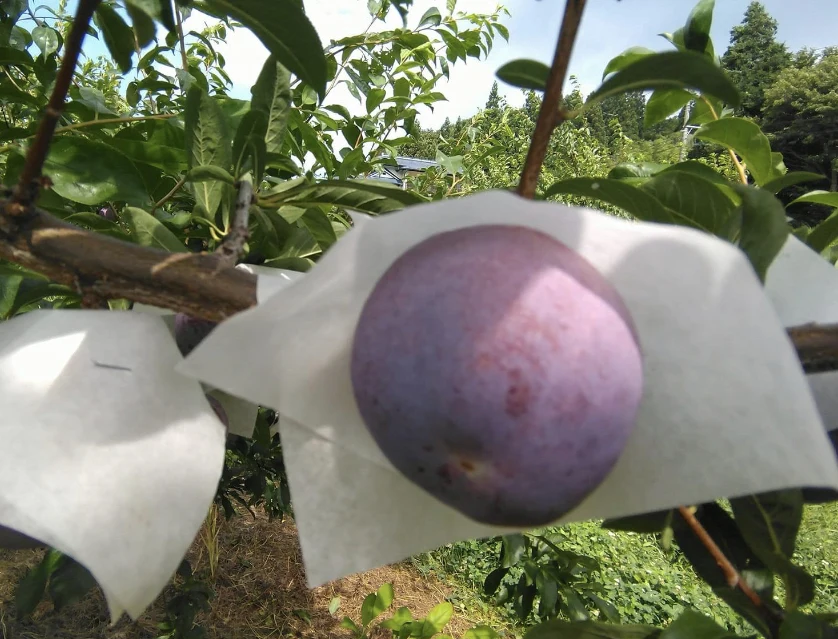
<box><xmin>517</xmin><ymin>0</ymin><xmax>587</xmax><ymax>199</ymax></box>
<box><xmin>0</xmin><ymin>199</ymin><xmax>256</xmax><ymax>321</ymax></box>
<box><xmin>7</xmin><ymin>0</ymin><xmax>101</xmax><ymax>214</ymax></box>
<box><xmin>217</xmin><ymin>180</ymin><xmax>253</xmax><ymax>266</ymax></box>
<box><xmin>789</xmin><ymin>322</ymin><xmax>838</xmax><ymax>374</ymax></box>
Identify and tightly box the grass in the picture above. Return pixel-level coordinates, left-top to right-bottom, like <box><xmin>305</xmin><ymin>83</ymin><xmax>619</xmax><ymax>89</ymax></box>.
<box><xmin>412</xmin><ymin>502</ymin><xmax>838</xmax><ymax>637</ymax></box>
<box><xmin>2</xmin><ymin>502</ymin><xmax>838</xmax><ymax>638</ymax></box>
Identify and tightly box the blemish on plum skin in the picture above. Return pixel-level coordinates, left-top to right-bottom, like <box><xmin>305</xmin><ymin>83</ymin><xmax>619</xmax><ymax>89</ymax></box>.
<box><xmin>417</xmin><ymin>467</ymin><xmax>425</xmax><ymax>474</ymax></box>
<box><xmin>505</xmin><ymin>369</ymin><xmax>531</xmax><ymax>417</ymax></box>
<box><xmin>459</xmin><ymin>459</ymin><xmax>476</xmax><ymax>472</ymax></box>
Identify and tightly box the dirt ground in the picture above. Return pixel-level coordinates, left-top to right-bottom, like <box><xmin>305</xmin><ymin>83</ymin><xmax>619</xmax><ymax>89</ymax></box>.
<box><xmin>0</xmin><ymin>509</ymin><xmax>481</xmax><ymax>639</ymax></box>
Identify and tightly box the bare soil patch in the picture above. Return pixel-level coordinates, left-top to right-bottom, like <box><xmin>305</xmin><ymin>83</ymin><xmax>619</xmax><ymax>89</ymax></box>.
<box><xmin>0</xmin><ymin>509</ymin><xmax>480</xmax><ymax>639</ymax></box>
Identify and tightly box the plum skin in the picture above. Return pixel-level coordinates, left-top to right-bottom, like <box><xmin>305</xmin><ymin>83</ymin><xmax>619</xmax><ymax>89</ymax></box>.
<box><xmin>174</xmin><ymin>313</ymin><xmax>217</xmax><ymax>356</ymax></box>
<box><xmin>206</xmin><ymin>395</ymin><xmax>229</xmax><ymax>429</ymax></box>
<box><xmin>350</xmin><ymin>224</ymin><xmax>644</xmax><ymax>528</ymax></box>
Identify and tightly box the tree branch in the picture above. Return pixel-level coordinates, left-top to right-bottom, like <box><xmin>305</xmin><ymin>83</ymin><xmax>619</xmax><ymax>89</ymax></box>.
<box><xmin>175</xmin><ymin>4</ymin><xmax>189</xmax><ymax>71</ymax></box>
<box><xmin>6</xmin><ymin>0</ymin><xmax>101</xmax><ymax>214</ymax></box>
<box><xmin>516</xmin><ymin>0</ymin><xmax>587</xmax><ymax>199</ymax></box>
<box><xmin>677</xmin><ymin>506</ymin><xmax>784</xmax><ymax>631</ymax></box>
<box><xmin>0</xmin><ymin>198</ymin><xmax>255</xmax><ymax>321</ymax></box>
<box><xmin>217</xmin><ymin>180</ymin><xmax>253</xmax><ymax>267</ymax></box>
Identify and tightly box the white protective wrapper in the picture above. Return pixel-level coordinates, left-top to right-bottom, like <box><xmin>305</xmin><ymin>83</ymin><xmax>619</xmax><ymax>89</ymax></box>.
<box><xmin>134</xmin><ymin>265</ymin><xmax>304</xmax><ymax>437</ymax></box>
<box><xmin>177</xmin><ymin>191</ymin><xmax>838</xmax><ymax>587</ymax></box>
<box><xmin>765</xmin><ymin>236</ymin><xmax>838</xmax><ymax>431</ymax></box>
<box><xmin>0</xmin><ymin>310</ymin><xmax>226</xmax><ymax>620</ymax></box>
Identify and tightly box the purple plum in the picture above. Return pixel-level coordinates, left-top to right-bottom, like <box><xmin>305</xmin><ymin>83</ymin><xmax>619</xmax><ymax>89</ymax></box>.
<box><xmin>174</xmin><ymin>313</ymin><xmax>217</xmax><ymax>356</ymax></box>
<box><xmin>206</xmin><ymin>395</ymin><xmax>229</xmax><ymax>430</ymax></box>
<box><xmin>97</xmin><ymin>205</ymin><xmax>116</xmax><ymax>221</ymax></box>
<box><xmin>350</xmin><ymin>225</ymin><xmax>644</xmax><ymax>527</ymax></box>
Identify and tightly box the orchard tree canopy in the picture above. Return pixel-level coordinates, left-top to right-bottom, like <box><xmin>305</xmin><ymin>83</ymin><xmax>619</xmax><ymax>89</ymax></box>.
<box><xmin>1</xmin><ymin>0</ymin><xmax>838</xmax><ymax>638</ymax></box>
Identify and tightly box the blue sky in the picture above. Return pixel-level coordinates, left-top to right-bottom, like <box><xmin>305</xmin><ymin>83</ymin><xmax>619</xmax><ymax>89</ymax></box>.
<box><xmin>46</xmin><ymin>0</ymin><xmax>838</xmax><ymax>128</ymax></box>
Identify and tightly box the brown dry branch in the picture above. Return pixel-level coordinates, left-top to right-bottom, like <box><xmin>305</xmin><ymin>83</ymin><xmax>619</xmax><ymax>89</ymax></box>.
<box><xmin>0</xmin><ymin>199</ymin><xmax>256</xmax><ymax>321</ymax></box>
<box><xmin>516</xmin><ymin>0</ymin><xmax>587</xmax><ymax>199</ymax></box>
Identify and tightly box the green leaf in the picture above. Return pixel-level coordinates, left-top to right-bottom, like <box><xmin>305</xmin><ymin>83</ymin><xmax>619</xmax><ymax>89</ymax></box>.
<box><xmin>94</xmin><ymin>3</ymin><xmax>135</xmax><ymax>73</ymax></box>
<box><xmin>608</xmin><ymin>163</ymin><xmax>669</xmax><ymax>180</ymax></box>
<box><xmin>589</xmin><ymin>595</ymin><xmax>620</xmax><ymax>624</ymax></box>
<box><xmin>537</xmin><ymin>576</ymin><xmax>559</xmax><ymax>618</ymax></box>
<box><xmin>779</xmin><ymin>611</ymin><xmax>837</xmax><ymax>639</ymax></box>
<box><xmin>44</xmin><ymin>137</ymin><xmax>149</xmax><ymax>206</ymax></box>
<box><xmin>526</xmin><ymin>620</ymin><xmax>661</xmax><ymax>639</ymax></box>
<box><xmin>328</xmin><ymin>596</ymin><xmax>341</xmax><ymax>615</ymax></box>
<box><xmin>122</xmin><ymin>207</ymin><xmax>189</xmax><ymax>252</ymax></box>
<box><xmin>495</xmin><ymin>58</ymin><xmax>550</xmax><ymax>91</ymax></box>
<box><xmin>732</xmin><ymin>185</ymin><xmax>790</xmax><ymax>282</ymax></box>
<box><xmin>76</xmin><ymin>86</ymin><xmax>117</xmax><ymax>115</ymax></box>
<box><xmin>644</xmin><ymin>88</ymin><xmax>693</xmax><ymax>127</ymax></box>
<box><xmin>424</xmin><ymin>602</ymin><xmax>454</xmax><ymax>633</ymax></box>
<box><xmin>124</xmin><ymin>0</ymin><xmax>175</xmax><ymax>30</ymax></box>
<box><xmin>47</xmin><ymin>557</ymin><xmax>97</xmax><ymax>612</ymax></box>
<box><xmin>483</xmin><ymin>567</ymin><xmax>508</xmax><ymax>596</ymax></box>
<box><xmin>251</xmin><ymin>56</ymin><xmax>292</xmax><ymax>155</ymax></box>
<box><xmin>789</xmin><ymin>190</ymin><xmax>838</xmax><ymax>209</ymax></box>
<box><xmin>15</xmin><ymin>549</ymin><xmax>63</xmax><ymax>617</ymax></box>
<box><xmin>805</xmin><ymin>210</ymin><xmax>838</xmax><ymax>254</ymax></box>
<box><xmin>464</xmin><ymin>627</ymin><xmax>500</xmax><ymax>639</ymax></box>
<box><xmin>366</xmin><ymin>87</ymin><xmax>386</xmax><ymax>112</ymax></box>
<box><xmin>202</xmin><ymin>0</ymin><xmax>326</xmax><ymax>99</ymax></box>
<box><xmin>269</xmin><ymin>179</ymin><xmax>425</xmax><ymax>215</ymax></box>
<box><xmin>232</xmin><ymin>109</ymin><xmax>268</xmax><ymax>182</ymax></box>
<box><xmin>417</xmin><ymin>7</ymin><xmax>441</xmax><ymax>28</ymax></box>
<box><xmin>640</xmin><ymin>170</ymin><xmax>738</xmax><ymax>236</ymax></box>
<box><xmin>105</xmin><ymin>139</ymin><xmax>187</xmax><ymax>175</ymax></box>
<box><xmin>31</xmin><ymin>25</ymin><xmax>59</xmax><ymax>57</ymax></box>
<box><xmin>544</xmin><ymin>177</ymin><xmax>678</xmax><ymax>226</ymax></box>
<box><xmin>125</xmin><ymin>3</ymin><xmax>156</xmax><ymax>48</ymax></box>
<box><xmin>0</xmin><ymin>46</ymin><xmax>34</xmax><ymax>67</ymax></box>
<box><xmin>185</xmin><ymin>86</ymin><xmax>233</xmax><ymax>216</ymax></box>
<box><xmin>380</xmin><ymin>607</ymin><xmax>413</xmax><ymax>633</ymax></box>
<box><xmin>687</xmin><ymin>95</ymin><xmax>722</xmax><ymax>125</ymax></box>
<box><xmin>602</xmin><ymin>47</ymin><xmax>655</xmax><ymax>79</ymax></box>
<box><xmin>288</xmin><ymin>110</ymin><xmax>334</xmax><ymax>173</ymax></box>
<box><xmin>695</xmin><ymin>118</ymin><xmax>777</xmax><ymax>186</ymax></box>
<box><xmin>341</xmin><ymin>616</ymin><xmax>361</xmax><ymax>633</ymax></box>
<box><xmin>683</xmin><ymin>0</ymin><xmax>714</xmax><ymax>54</ymax></box>
<box><xmin>659</xmin><ymin>609</ymin><xmax>736</xmax><ymax>639</ymax></box>
<box><xmin>376</xmin><ymin>582</ymin><xmax>394</xmax><ymax>610</ymax></box>
<box><xmin>658</xmin><ymin>161</ymin><xmax>731</xmax><ymax>186</ymax></box>
<box><xmin>561</xmin><ymin>588</ymin><xmax>589</xmax><ymax>622</ymax></box>
<box><xmin>587</xmin><ymin>51</ymin><xmax>739</xmax><ymax>109</ymax></box>
<box><xmin>763</xmin><ymin>172</ymin><xmax>825</xmax><ymax>195</ymax></box>
<box><xmin>360</xmin><ymin>583</ymin><xmax>393</xmax><ymax>626</ymax></box>
<box><xmin>186</xmin><ymin>165</ymin><xmax>236</xmax><ymax>185</ymax></box>
<box><xmin>0</xmin><ymin>274</ymin><xmax>22</xmax><ymax>318</ymax></box>
<box><xmin>730</xmin><ymin>490</ymin><xmax>815</xmax><ymax>608</ymax></box>
<box><xmin>300</xmin><ymin>207</ymin><xmax>337</xmax><ymax>250</ymax></box>
<box><xmin>502</xmin><ymin>534</ymin><xmax>527</xmax><ymax>568</ymax></box>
